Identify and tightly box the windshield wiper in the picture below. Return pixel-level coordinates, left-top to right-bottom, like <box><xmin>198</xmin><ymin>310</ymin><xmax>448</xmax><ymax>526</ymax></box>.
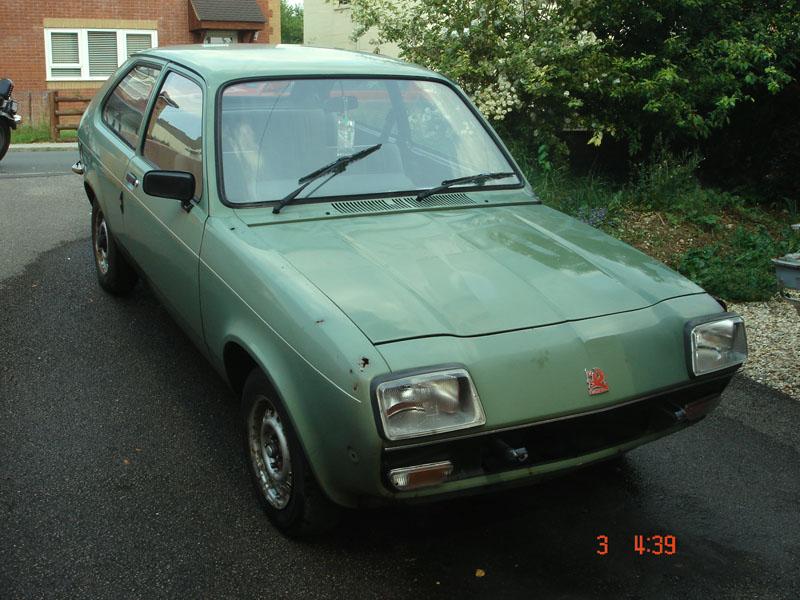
<box><xmin>415</xmin><ymin>171</ymin><xmax>516</xmax><ymax>202</ymax></box>
<box><xmin>272</xmin><ymin>143</ymin><xmax>382</xmax><ymax>214</ymax></box>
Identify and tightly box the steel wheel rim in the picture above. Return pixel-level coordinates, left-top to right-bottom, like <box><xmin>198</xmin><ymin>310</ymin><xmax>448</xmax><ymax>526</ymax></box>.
<box><xmin>248</xmin><ymin>395</ymin><xmax>293</xmax><ymax>510</ymax></box>
<box><xmin>94</xmin><ymin>212</ymin><xmax>109</xmax><ymax>275</ymax></box>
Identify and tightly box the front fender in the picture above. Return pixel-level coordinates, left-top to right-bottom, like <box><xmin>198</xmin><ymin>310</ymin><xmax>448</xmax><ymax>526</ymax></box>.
<box><xmin>200</xmin><ymin>217</ymin><xmax>389</xmax><ymax>507</ymax></box>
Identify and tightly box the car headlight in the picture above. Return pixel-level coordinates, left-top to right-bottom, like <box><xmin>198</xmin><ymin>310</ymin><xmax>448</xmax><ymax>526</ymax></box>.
<box><xmin>687</xmin><ymin>314</ymin><xmax>747</xmax><ymax>376</ymax></box>
<box><xmin>374</xmin><ymin>367</ymin><xmax>486</xmax><ymax>441</ymax></box>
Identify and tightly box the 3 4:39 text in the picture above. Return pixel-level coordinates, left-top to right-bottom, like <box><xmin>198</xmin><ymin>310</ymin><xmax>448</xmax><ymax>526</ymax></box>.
<box><xmin>595</xmin><ymin>534</ymin><xmax>677</xmax><ymax>556</ymax></box>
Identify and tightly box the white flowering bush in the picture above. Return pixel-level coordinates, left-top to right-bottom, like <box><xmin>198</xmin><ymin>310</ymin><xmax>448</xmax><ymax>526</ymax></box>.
<box><xmin>348</xmin><ymin>0</ymin><xmax>800</xmax><ymax>165</ymax></box>
<box><xmin>471</xmin><ymin>75</ymin><xmax>520</xmax><ymax>122</ymax></box>
<box><xmin>349</xmin><ymin>0</ymin><xmax>618</xmax><ymax>160</ymax></box>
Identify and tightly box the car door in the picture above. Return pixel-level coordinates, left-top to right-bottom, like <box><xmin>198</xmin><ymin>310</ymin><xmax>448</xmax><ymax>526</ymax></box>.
<box><xmin>123</xmin><ymin>67</ymin><xmax>207</xmax><ymax>347</ymax></box>
<box><xmin>94</xmin><ymin>63</ymin><xmax>162</xmax><ymax>246</ymax></box>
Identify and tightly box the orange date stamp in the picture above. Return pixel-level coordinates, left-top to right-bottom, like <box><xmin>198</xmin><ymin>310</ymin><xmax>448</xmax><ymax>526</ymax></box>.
<box><xmin>596</xmin><ymin>534</ymin><xmax>677</xmax><ymax>556</ymax></box>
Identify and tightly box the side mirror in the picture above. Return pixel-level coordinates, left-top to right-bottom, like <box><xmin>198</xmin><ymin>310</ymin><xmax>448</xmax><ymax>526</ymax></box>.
<box><xmin>142</xmin><ymin>170</ymin><xmax>195</xmax><ymax>208</ymax></box>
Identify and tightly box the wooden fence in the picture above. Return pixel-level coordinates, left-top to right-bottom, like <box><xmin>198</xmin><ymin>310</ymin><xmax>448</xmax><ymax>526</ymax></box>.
<box><xmin>48</xmin><ymin>91</ymin><xmax>91</xmax><ymax>141</ymax></box>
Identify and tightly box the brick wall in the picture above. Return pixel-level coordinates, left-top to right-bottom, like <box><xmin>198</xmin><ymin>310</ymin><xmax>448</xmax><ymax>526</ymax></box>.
<box><xmin>0</xmin><ymin>0</ymin><xmax>281</xmax><ymax>126</ymax></box>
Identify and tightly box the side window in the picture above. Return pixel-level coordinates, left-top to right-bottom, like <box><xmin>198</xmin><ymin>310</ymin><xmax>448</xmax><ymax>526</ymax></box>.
<box><xmin>143</xmin><ymin>72</ymin><xmax>204</xmax><ymax>199</ymax></box>
<box><xmin>102</xmin><ymin>64</ymin><xmax>160</xmax><ymax>148</ymax></box>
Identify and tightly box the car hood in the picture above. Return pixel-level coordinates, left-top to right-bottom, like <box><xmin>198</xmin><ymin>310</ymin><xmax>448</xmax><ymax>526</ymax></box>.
<box><xmin>241</xmin><ymin>204</ymin><xmax>703</xmax><ymax>343</ymax></box>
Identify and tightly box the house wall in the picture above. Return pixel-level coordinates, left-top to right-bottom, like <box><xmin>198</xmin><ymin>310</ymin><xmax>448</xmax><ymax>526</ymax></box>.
<box><xmin>0</xmin><ymin>0</ymin><xmax>280</xmax><ymax>126</ymax></box>
<box><xmin>303</xmin><ymin>0</ymin><xmax>400</xmax><ymax>57</ymax></box>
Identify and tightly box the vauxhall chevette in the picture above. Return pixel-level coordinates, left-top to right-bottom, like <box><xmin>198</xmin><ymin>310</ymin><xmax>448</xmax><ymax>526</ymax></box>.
<box><xmin>73</xmin><ymin>45</ymin><xmax>747</xmax><ymax>535</ymax></box>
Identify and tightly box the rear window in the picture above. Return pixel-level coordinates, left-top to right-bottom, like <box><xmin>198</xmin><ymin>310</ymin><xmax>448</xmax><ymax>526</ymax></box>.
<box><xmin>102</xmin><ymin>64</ymin><xmax>160</xmax><ymax>148</ymax></box>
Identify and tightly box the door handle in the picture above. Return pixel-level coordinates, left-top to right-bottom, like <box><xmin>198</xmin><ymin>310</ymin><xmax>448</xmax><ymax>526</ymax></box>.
<box><xmin>125</xmin><ymin>172</ymin><xmax>139</xmax><ymax>188</ymax></box>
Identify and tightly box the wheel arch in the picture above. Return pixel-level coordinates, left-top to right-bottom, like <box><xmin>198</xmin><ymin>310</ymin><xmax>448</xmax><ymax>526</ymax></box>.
<box><xmin>83</xmin><ymin>181</ymin><xmax>97</xmax><ymax>206</ymax></box>
<box><xmin>223</xmin><ymin>340</ymin><xmax>266</xmax><ymax>399</ymax></box>
<box><xmin>221</xmin><ymin>338</ymin><xmax>299</xmax><ymax>431</ymax></box>
<box><xmin>217</xmin><ymin>334</ymin><xmax>372</xmax><ymax>508</ymax></box>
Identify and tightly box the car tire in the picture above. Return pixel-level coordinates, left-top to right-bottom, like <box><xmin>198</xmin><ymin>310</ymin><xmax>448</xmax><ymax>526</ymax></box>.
<box><xmin>0</xmin><ymin>122</ymin><xmax>10</xmax><ymax>161</ymax></box>
<box><xmin>91</xmin><ymin>202</ymin><xmax>138</xmax><ymax>295</ymax></box>
<box><xmin>242</xmin><ymin>369</ymin><xmax>340</xmax><ymax>537</ymax></box>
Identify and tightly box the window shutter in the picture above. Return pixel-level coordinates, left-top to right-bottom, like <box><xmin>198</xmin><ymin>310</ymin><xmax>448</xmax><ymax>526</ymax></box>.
<box><xmin>88</xmin><ymin>31</ymin><xmax>119</xmax><ymax>77</ymax></box>
<box><xmin>126</xmin><ymin>33</ymin><xmax>153</xmax><ymax>58</ymax></box>
<box><xmin>50</xmin><ymin>32</ymin><xmax>80</xmax><ymax>78</ymax></box>
<box><xmin>51</xmin><ymin>67</ymin><xmax>82</xmax><ymax>78</ymax></box>
<box><xmin>51</xmin><ymin>32</ymin><xmax>79</xmax><ymax>63</ymax></box>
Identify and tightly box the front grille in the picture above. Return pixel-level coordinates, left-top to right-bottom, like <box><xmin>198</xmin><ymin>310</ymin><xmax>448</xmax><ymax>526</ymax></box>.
<box><xmin>382</xmin><ymin>376</ymin><xmax>731</xmax><ymax>484</ymax></box>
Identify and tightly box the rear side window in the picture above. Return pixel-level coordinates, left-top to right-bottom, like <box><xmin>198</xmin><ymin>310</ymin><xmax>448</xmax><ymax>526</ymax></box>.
<box><xmin>102</xmin><ymin>64</ymin><xmax>160</xmax><ymax>148</ymax></box>
<box><xmin>143</xmin><ymin>72</ymin><xmax>204</xmax><ymax>199</ymax></box>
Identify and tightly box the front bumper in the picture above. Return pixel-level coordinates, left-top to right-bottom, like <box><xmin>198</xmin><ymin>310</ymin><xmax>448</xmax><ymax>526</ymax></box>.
<box><xmin>376</xmin><ymin>374</ymin><xmax>730</xmax><ymax>503</ymax></box>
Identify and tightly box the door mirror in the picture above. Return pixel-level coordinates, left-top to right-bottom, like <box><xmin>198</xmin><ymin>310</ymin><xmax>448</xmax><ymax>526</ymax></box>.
<box><xmin>142</xmin><ymin>170</ymin><xmax>195</xmax><ymax>203</ymax></box>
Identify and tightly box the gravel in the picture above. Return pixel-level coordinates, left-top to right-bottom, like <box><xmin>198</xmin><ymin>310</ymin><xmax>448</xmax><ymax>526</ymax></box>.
<box><xmin>728</xmin><ymin>297</ymin><xmax>800</xmax><ymax>399</ymax></box>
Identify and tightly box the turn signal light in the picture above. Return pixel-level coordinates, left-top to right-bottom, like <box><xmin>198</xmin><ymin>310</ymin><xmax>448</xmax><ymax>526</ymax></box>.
<box><xmin>388</xmin><ymin>461</ymin><xmax>453</xmax><ymax>491</ymax></box>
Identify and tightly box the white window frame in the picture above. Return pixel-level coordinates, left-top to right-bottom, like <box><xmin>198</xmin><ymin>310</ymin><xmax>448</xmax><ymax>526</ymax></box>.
<box><xmin>44</xmin><ymin>28</ymin><xmax>158</xmax><ymax>81</ymax></box>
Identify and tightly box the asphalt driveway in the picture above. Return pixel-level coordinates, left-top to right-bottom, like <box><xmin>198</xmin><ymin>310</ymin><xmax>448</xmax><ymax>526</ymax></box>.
<box><xmin>1</xmin><ymin>151</ymin><xmax>798</xmax><ymax>598</ymax></box>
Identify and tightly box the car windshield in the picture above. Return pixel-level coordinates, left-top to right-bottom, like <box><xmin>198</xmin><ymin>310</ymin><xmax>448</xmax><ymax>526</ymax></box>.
<box><xmin>219</xmin><ymin>78</ymin><xmax>520</xmax><ymax>204</ymax></box>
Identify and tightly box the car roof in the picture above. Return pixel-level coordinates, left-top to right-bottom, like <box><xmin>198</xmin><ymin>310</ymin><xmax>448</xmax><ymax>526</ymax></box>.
<box><xmin>138</xmin><ymin>44</ymin><xmax>445</xmax><ymax>85</ymax></box>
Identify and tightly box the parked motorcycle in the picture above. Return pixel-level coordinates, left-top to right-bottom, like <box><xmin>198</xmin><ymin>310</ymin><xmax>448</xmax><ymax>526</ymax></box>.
<box><xmin>0</xmin><ymin>78</ymin><xmax>22</xmax><ymax>161</ymax></box>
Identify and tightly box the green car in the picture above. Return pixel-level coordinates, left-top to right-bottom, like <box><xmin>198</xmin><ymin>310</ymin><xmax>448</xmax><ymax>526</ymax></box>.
<box><xmin>74</xmin><ymin>45</ymin><xmax>748</xmax><ymax>535</ymax></box>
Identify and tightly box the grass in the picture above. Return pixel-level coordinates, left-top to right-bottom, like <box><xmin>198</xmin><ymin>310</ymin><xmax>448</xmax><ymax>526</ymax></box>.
<box><xmin>11</xmin><ymin>123</ymin><xmax>77</xmax><ymax>144</ymax></box>
<box><xmin>517</xmin><ymin>147</ymin><xmax>798</xmax><ymax>302</ymax></box>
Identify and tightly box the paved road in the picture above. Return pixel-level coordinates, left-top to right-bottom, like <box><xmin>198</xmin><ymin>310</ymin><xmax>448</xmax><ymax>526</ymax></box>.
<box><xmin>0</xmin><ymin>150</ymin><xmax>83</xmax><ymax>280</ymax></box>
<box><xmin>0</xmin><ymin>148</ymin><xmax>80</xmax><ymax>178</ymax></box>
<box><xmin>1</xmin><ymin>152</ymin><xmax>799</xmax><ymax>598</ymax></box>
